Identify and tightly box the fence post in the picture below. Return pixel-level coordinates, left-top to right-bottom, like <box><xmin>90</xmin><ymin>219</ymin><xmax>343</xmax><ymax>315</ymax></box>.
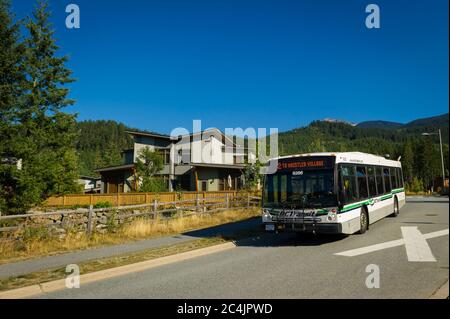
<box><xmin>153</xmin><ymin>199</ymin><xmax>158</xmax><ymax>213</ymax></box>
<box><xmin>117</xmin><ymin>193</ymin><xmax>120</xmax><ymax>207</ymax></box>
<box><xmin>87</xmin><ymin>205</ymin><xmax>93</xmax><ymax>237</ymax></box>
<box><xmin>196</xmin><ymin>193</ymin><xmax>200</xmax><ymax>212</ymax></box>
<box><xmin>247</xmin><ymin>193</ymin><xmax>250</xmax><ymax>208</ymax></box>
<box><xmin>225</xmin><ymin>193</ymin><xmax>229</xmax><ymax>209</ymax></box>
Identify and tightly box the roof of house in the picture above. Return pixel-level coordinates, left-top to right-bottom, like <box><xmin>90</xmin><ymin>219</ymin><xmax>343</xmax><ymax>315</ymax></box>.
<box><xmin>126</xmin><ymin>128</ymin><xmax>237</xmax><ymax>146</ymax></box>
<box><xmin>95</xmin><ymin>163</ymin><xmax>135</xmax><ymax>173</ymax></box>
<box><xmin>190</xmin><ymin>163</ymin><xmax>246</xmax><ymax>170</ymax></box>
<box><xmin>124</xmin><ymin>130</ymin><xmax>171</xmax><ymax>140</ymax></box>
<box><xmin>78</xmin><ymin>175</ymin><xmax>101</xmax><ymax>180</ymax></box>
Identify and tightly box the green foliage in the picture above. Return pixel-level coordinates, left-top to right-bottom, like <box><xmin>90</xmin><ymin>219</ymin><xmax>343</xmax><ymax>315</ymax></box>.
<box><xmin>139</xmin><ymin>177</ymin><xmax>167</xmax><ymax>193</ymax></box>
<box><xmin>135</xmin><ymin>147</ymin><xmax>164</xmax><ymax>177</ymax></box>
<box><xmin>243</xmin><ymin>161</ymin><xmax>262</xmax><ymax>190</ymax></box>
<box><xmin>135</xmin><ymin>147</ymin><xmax>167</xmax><ymax>192</ymax></box>
<box><xmin>407</xmin><ymin>177</ymin><xmax>424</xmax><ymax>193</ymax></box>
<box><xmin>0</xmin><ymin>1</ymin><xmax>79</xmax><ymax>214</ymax></box>
<box><xmin>76</xmin><ymin>120</ymin><xmax>135</xmax><ymax>176</ymax></box>
<box><xmin>93</xmin><ymin>201</ymin><xmax>113</xmax><ymax>209</ymax></box>
<box><xmin>105</xmin><ymin>211</ymin><xmax>118</xmax><ymax>232</ymax></box>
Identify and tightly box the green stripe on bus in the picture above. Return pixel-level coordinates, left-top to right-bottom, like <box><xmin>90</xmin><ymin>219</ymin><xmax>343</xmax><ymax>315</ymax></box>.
<box><xmin>340</xmin><ymin>188</ymin><xmax>404</xmax><ymax>213</ymax></box>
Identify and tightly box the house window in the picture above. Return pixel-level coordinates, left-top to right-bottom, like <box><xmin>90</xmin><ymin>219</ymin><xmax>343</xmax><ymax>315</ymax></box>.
<box><xmin>201</xmin><ymin>181</ymin><xmax>207</xmax><ymax>191</ymax></box>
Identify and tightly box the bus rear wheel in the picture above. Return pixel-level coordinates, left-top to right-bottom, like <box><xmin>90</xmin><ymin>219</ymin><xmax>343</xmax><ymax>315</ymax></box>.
<box><xmin>359</xmin><ymin>207</ymin><xmax>369</xmax><ymax>234</ymax></box>
<box><xmin>390</xmin><ymin>197</ymin><xmax>399</xmax><ymax>217</ymax></box>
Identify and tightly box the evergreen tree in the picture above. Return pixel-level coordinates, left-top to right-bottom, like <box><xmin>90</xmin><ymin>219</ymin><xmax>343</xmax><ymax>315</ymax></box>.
<box><xmin>135</xmin><ymin>147</ymin><xmax>166</xmax><ymax>192</ymax></box>
<box><xmin>401</xmin><ymin>139</ymin><xmax>414</xmax><ymax>183</ymax></box>
<box><xmin>243</xmin><ymin>160</ymin><xmax>262</xmax><ymax>190</ymax></box>
<box><xmin>1</xmin><ymin>1</ymin><xmax>80</xmax><ymax>213</ymax></box>
<box><xmin>0</xmin><ymin>0</ymin><xmax>26</xmax><ymax>213</ymax></box>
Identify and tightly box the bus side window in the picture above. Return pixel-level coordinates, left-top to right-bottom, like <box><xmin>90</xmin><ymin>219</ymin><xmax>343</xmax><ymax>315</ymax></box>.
<box><xmin>376</xmin><ymin>166</ymin><xmax>384</xmax><ymax>195</ymax></box>
<box><xmin>383</xmin><ymin>167</ymin><xmax>392</xmax><ymax>193</ymax></box>
<box><xmin>390</xmin><ymin>167</ymin><xmax>398</xmax><ymax>189</ymax></box>
<box><xmin>340</xmin><ymin>165</ymin><xmax>357</xmax><ymax>204</ymax></box>
<box><xmin>356</xmin><ymin>166</ymin><xmax>369</xmax><ymax>200</ymax></box>
<box><xmin>367</xmin><ymin>166</ymin><xmax>377</xmax><ymax>197</ymax></box>
<box><xmin>397</xmin><ymin>167</ymin><xmax>404</xmax><ymax>188</ymax></box>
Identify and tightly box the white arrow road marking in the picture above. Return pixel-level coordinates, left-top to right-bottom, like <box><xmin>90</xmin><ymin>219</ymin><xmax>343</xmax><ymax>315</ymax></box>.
<box><xmin>335</xmin><ymin>228</ymin><xmax>449</xmax><ymax>260</ymax></box>
<box><xmin>401</xmin><ymin>227</ymin><xmax>436</xmax><ymax>262</ymax></box>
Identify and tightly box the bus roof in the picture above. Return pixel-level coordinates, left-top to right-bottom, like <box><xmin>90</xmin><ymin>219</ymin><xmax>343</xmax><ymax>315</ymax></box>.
<box><xmin>270</xmin><ymin>152</ymin><xmax>401</xmax><ymax>168</ymax></box>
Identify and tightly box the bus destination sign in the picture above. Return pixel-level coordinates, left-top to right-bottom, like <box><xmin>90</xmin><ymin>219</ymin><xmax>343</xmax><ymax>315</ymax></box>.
<box><xmin>276</xmin><ymin>156</ymin><xmax>334</xmax><ymax>171</ymax></box>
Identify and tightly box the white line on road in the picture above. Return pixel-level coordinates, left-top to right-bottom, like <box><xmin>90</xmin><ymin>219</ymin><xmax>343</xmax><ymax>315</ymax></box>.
<box><xmin>335</xmin><ymin>228</ymin><xmax>449</xmax><ymax>258</ymax></box>
<box><xmin>401</xmin><ymin>227</ymin><xmax>436</xmax><ymax>262</ymax></box>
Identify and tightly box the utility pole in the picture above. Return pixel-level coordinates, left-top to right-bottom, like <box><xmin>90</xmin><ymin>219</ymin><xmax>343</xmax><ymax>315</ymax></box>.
<box><xmin>422</xmin><ymin>129</ymin><xmax>446</xmax><ymax>191</ymax></box>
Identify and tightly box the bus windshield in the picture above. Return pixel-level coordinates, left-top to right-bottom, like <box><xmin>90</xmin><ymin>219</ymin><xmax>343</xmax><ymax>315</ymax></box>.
<box><xmin>263</xmin><ymin>169</ymin><xmax>337</xmax><ymax>209</ymax></box>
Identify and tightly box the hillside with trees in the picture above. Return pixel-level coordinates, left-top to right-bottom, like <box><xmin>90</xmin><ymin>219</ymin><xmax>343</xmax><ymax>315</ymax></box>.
<box><xmin>76</xmin><ymin>120</ymin><xmax>134</xmax><ymax>177</ymax></box>
<box><xmin>278</xmin><ymin>113</ymin><xmax>449</xmax><ymax>192</ymax></box>
<box><xmin>75</xmin><ymin>113</ymin><xmax>448</xmax><ymax>193</ymax></box>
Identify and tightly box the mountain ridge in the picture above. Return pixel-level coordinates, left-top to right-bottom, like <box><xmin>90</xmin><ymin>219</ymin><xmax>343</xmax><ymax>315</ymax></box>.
<box><xmin>356</xmin><ymin>113</ymin><xmax>448</xmax><ymax>130</ymax></box>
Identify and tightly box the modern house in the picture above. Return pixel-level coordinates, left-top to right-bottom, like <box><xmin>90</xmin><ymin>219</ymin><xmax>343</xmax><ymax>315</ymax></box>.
<box><xmin>77</xmin><ymin>176</ymin><xmax>102</xmax><ymax>194</ymax></box>
<box><xmin>96</xmin><ymin>129</ymin><xmax>252</xmax><ymax>193</ymax></box>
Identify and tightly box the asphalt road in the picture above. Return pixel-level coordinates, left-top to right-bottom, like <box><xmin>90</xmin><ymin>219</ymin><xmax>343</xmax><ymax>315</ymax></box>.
<box><xmin>37</xmin><ymin>199</ymin><xmax>449</xmax><ymax>299</ymax></box>
<box><xmin>0</xmin><ymin>216</ymin><xmax>259</xmax><ymax>279</ymax></box>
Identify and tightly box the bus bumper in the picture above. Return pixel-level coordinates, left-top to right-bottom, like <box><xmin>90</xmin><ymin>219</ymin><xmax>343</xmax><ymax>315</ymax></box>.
<box><xmin>264</xmin><ymin>222</ymin><xmax>342</xmax><ymax>234</ymax></box>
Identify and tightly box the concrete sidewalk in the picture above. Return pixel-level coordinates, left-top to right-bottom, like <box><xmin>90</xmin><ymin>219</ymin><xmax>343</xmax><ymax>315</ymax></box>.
<box><xmin>0</xmin><ymin>217</ymin><xmax>260</xmax><ymax>279</ymax></box>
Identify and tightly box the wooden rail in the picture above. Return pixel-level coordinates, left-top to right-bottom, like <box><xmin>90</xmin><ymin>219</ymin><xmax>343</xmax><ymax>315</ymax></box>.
<box><xmin>0</xmin><ymin>193</ymin><xmax>262</xmax><ymax>235</ymax></box>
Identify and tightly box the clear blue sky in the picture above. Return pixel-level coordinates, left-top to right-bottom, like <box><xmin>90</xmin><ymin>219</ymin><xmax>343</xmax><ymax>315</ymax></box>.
<box><xmin>11</xmin><ymin>0</ymin><xmax>449</xmax><ymax>134</ymax></box>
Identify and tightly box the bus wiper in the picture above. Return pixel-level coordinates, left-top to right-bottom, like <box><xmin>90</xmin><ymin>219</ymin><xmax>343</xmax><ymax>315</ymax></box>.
<box><xmin>279</xmin><ymin>200</ymin><xmax>291</xmax><ymax>210</ymax></box>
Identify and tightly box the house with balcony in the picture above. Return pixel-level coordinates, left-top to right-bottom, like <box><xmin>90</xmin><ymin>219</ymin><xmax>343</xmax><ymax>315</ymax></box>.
<box><xmin>96</xmin><ymin>129</ymin><xmax>251</xmax><ymax>193</ymax></box>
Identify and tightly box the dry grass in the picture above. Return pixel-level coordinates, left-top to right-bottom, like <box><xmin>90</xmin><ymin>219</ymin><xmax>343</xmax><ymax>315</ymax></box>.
<box><xmin>122</xmin><ymin>208</ymin><xmax>258</xmax><ymax>238</ymax></box>
<box><xmin>0</xmin><ymin>208</ymin><xmax>260</xmax><ymax>265</ymax></box>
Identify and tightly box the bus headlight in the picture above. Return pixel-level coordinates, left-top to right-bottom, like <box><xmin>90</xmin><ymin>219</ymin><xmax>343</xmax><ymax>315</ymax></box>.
<box><xmin>327</xmin><ymin>212</ymin><xmax>337</xmax><ymax>222</ymax></box>
<box><xmin>262</xmin><ymin>209</ymin><xmax>272</xmax><ymax>223</ymax></box>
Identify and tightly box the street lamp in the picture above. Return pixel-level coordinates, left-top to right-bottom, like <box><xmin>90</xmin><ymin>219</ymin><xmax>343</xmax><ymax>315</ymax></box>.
<box><xmin>422</xmin><ymin>129</ymin><xmax>446</xmax><ymax>191</ymax></box>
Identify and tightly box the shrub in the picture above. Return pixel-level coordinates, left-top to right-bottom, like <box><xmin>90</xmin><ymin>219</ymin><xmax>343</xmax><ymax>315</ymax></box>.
<box><xmin>139</xmin><ymin>177</ymin><xmax>168</xmax><ymax>193</ymax></box>
<box><xmin>407</xmin><ymin>177</ymin><xmax>424</xmax><ymax>193</ymax></box>
<box><xmin>93</xmin><ymin>201</ymin><xmax>113</xmax><ymax>209</ymax></box>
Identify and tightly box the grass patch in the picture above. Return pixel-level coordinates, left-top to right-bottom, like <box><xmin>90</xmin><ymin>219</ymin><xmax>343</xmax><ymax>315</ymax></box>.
<box><xmin>0</xmin><ymin>237</ymin><xmax>228</xmax><ymax>292</ymax></box>
<box><xmin>0</xmin><ymin>208</ymin><xmax>260</xmax><ymax>265</ymax></box>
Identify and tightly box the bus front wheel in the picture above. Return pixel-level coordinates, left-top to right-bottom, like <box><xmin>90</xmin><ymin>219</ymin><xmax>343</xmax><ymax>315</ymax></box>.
<box><xmin>390</xmin><ymin>197</ymin><xmax>400</xmax><ymax>217</ymax></box>
<box><xmin>358</xmin><ymin>207</ymin><xmax>369</xmax><ymax>234</ymax></box>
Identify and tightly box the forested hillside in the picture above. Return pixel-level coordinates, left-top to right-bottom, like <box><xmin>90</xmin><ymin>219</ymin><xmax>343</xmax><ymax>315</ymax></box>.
<box><xmin>76</xmin><ymin>121</ymin><xmax>134</xmax><ymax>176</ymax></box>
<box><xmin>278</xmin><ymin>113</ymin><xmax>449</xmax><ymax>191</ymax></box>
<box><xmin>76</xmin><ymin>113</ymin><xmax>448</xmax><ymax>191</ymax></box>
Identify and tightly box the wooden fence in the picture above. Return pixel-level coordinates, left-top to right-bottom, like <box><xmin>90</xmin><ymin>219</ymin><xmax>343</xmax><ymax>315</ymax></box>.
<box><xmin>0</xmin><ymin>193</ymin><xmax>262</xmax><ymax>235</ymax></box>
<box><xmin>44</xmin><ymin>190</ymin><xmax>260</xmax><ymax>208</ymax></box>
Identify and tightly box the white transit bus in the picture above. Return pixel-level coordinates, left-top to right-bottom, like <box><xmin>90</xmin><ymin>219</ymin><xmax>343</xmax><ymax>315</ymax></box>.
<box><xmin>262</xmin><ymin>152</ymin><xmax>405</xmax><ymax>235</ymax></box>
